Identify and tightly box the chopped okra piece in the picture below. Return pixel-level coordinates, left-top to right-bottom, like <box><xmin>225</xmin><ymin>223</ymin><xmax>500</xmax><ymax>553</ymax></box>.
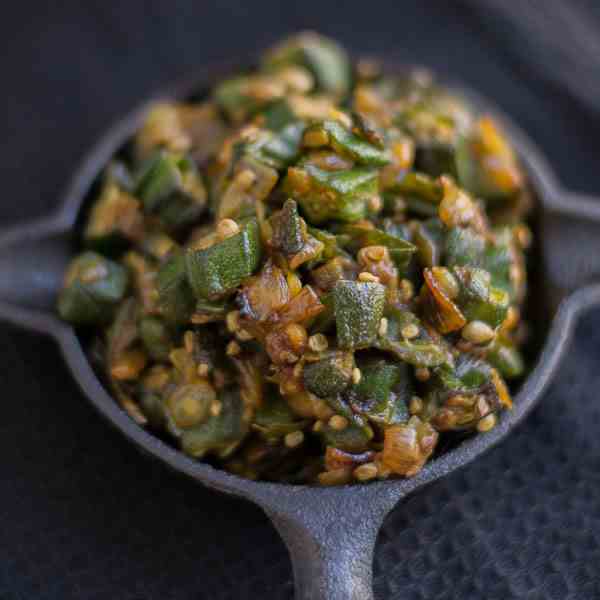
<box><xmin>263</xmin><ymin>31</ymin><xmax>351</xmax><ymax>97</ymax></box>
<box><xmin>139</xmin><ymin>316</ymin><xmax>173</xmax><ymax>361</ymax></box>
<box><xmin>84</xmin><ymin>181</ymin><xmax>143</xmax><ymax>254</ymax></box>
<box><xmin>185</xmin><ymin>219</ymin><xmax>262</xmax><ymax>300</ymax></box>
<box><xmin>306</xmin><ymin>120</ymin><xmax>391</xmax><ymax>166</ymax></box>
<box><xmin>284</xmin><ymin>165</ymin><xmax>379</xmax><ymax>224</ymax></box>
<box><xmin>59</xmin><ymin>32</ymin><xmax>531</xmax><ymax>485</ymax></box>
<box><xmin>58</xmin><ymin>252</ymin><xmax>129</xmax><ymax>324</ymax></box>
<box><xmin>156</xmin><ymin>254</ymin><xmax>195</xmax><ymax>325</ymax></box>
<box><xmin>338</xmin><ymin>224</ymin><xmax>416</xmax><ymax>272</ymax></box>
<box><xmin>423</xmin><ymin>355</ymin><xmax>511</xmax><ymax>431</ymax></box>
<box><xmin>135</xmin><ymin>150</ymin><xmax>207</xmax><ymax>230</ymax></box>
<box><xmin>302</xmin><ymin>350</ymin><xmax>355</xmax><ymax>398</ymax></box>
<box><xmin>333</xmin><ymin>280</ymin><xmax>386</xmax><ymax>350</ymax></box>
<box><xmin>253</xmin><ymin>391</ymin><xmax>308</xmax><ymax>441</ymax></box>
<box><xmin>180</xmin><ymin>388</ymin><xmax>248</xmax><ymax>458</ymax></box>
<box><xmin>344</xmin><ymin>357</ymin><xmax>412</xmax><ymax>425</ymax></box>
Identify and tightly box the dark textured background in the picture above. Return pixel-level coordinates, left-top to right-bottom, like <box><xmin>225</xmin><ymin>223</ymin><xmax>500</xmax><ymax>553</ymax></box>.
<box><xmin>2</xmin><ymin>2</ymin><xmax>600</xmax><ymax>598</ymax></box>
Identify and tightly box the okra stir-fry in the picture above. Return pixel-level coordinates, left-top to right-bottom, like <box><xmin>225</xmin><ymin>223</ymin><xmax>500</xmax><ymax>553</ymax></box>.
<box><xmin>58</xmin><ymin>33</ymin><xmax>532</xmax><ymax>485</ymax></box>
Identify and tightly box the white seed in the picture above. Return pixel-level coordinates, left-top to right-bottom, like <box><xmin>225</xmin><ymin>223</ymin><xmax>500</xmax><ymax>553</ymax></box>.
<box><xmin>358</xmin><ymin>271</ymin><xmax>380</xmax><ymax>283</ymax></box>
<box><xmin>401</xmin><ymin>323</ymin><xmax>420</xmax><ymax>339</ymax></box>
<box><xmin>368</xmin><ymin>195</ymin><xmax>383</xmax><ymax>212</ymax></box>
<box><xmin>354</xmin><ymin>462</ymin><xmax>379</xmax><ymax>482</ymax></box>
<box><xmin>352</xmin><ymin>368</ymin><xmax>362</xmax><ymax>385</ymax></box>
<box><xmin>378</xmin><ymin>317</ymin><xmax>389</xmax><ymax>337</ymax></box>
<box><xmin>308</xmin><ymin>333</ymin><xmax>329</xmax><ymax>353</ymax></box>
<box><xmin>477</xmin><ymin>413</ymin><xmax>497</xmax><ymax>432</ymax></box>
<box><xmin>216</xmin><ymin>218</ymin><xmax>240</xmax><ymax>240</ymax></box>
<box><xmin>409</xmin><ymin>396</ymin><xmax>423</xmax><ymax>415</ymax></box>
<box><xmin>284</xmin><ymin>430</ymin><xmax>304</xmax><ymax>448</ymax></box>
<box><xmin>183</xmin><ymin>330</ymin><xmax>195</xmax><ymax>353</ymax></box>
<box><xmin>462</xmin><ymin>320</ymin><xmax>495</xmax><ymax>344</ymax></box>
<box><xmin>236</xmin><ymin>328</ymin><xmax>254</xmax><ymax>341</ymax></box>
<box><xmin>226</xmin><ymin>340</ymin><xmax>241</xmax><ymax>357</ymax></box>
<box><xmin>400</xmin><ymin>279</ymin><xmax>414</xmax><ymax>302</ymax></box>
<box><xmin>197</xmin><ymin>363</ymin><xmax>210</xmax><ymax>377</ymax></box>
<box><xmin>329</xmin><ymin>415</ymin><xmax>349</xmax><ymax>431</ymax></box>
<box><xmin>303</xmin><ymin>128</ymin><xmax>329</xmax><ymax>147</ymax></box>
<box><xmin>226</xmin><ymin>310</ymin><xmax>240</xmax><ymax>333</ymax></box>
<box><xmin>234</xmin><ymin>168</ymin><xmax>256</xmax><ymax>190</ymax></box>
<box><xmin>210</xmin><ymin>400</ymin><xmax>222</xmax><ymax>417</ymax></box>
<box><xmin>415</xmin><ymin>367</ymin><xmax>430</xmax><ymax>382</ymax></box>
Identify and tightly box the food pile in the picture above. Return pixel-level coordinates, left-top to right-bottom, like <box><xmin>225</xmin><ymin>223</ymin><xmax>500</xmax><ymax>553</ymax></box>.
<box><xmin>58</xmin><ymin>33</ymin><xmax>531</xmax><ymax>484</ymax></box>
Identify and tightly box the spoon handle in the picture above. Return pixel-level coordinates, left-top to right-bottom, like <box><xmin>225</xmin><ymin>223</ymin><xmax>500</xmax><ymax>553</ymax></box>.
<box><xmin>0</xmin><ymin>214</ymin><xmax>71</xmax><ymax>336</ymax></box>
<box><xmin>261</xmin><ymin>485</ymin><xmax>402</xmax><ymax>600</ymax></box>
<box><xmin>268</xmin><ymin>509</ymin><xmax>380</xmax><ymax>600</ymax></box>
<box><xmin>541</xmin><ymin>190</ymin><xmax>600</xmax><ymax>304</ymax></box>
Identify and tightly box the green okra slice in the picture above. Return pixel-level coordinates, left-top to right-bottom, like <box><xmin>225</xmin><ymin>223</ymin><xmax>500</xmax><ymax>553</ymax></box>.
<box><xmin>185</xmin><ymin>219</ymin><xmax>262</xmax><ymax>300</ymax></box>
<box><xmin>134</xmin><ymin>150</ymin><xmax>207</xmax><ymax>230</ymax></box>
<box><xmin>58</xmin><ymin>252</ymin><xmax>129</xmax><ymax>325</ymax></box>
<box><xmin>302</xmin><ymin>350</ymin><xmax>355</xmax><ymax>398</ymax></box>
<box><xmin>156</xmin><ymin>254</ymin><xmax>195</xmax><ymax>325</ymax></box>
<box><xmin>333</xmin><ymin>280</ymin><xmax>386</xmax><ymax>350</ymax></box>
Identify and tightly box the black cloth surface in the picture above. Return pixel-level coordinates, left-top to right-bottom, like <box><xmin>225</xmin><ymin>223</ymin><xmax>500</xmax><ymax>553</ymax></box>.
<box><xmin>2</xmin><ymin>2</ymin><xmax>600</xmax><ymax>598</ymax></box>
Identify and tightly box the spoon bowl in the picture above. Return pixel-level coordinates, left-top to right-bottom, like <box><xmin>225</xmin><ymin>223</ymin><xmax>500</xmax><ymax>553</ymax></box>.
<box><xmin>1</xmin><ymin>58</ymin><xmax>600</xmax><ymax>599</ymax></box>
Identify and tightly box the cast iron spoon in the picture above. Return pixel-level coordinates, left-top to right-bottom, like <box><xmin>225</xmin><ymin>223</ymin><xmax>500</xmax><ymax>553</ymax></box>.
<box><xmin>1</xmin><ymin>60</ymin><xmax>599</xmax><ymax>599</ymax></box>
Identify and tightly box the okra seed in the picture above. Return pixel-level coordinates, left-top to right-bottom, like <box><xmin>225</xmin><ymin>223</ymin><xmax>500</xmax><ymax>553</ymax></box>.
<box><xmin>462</xmin><ymin>320</ymin><xmax>495</xmax><ymax>344</ymax></box>
<box><xmin>210</xmin><ymin>400</ymin><xmax>222</xmax><ymax>417</ymax></box>
<box><xmin>415</xmin><ymin>367</ymin><xmax>431</xmax><ymax>382</ymax></box>
<box><xmin>235</xmin><ymin>168</ymin><xmax>257</xmax><ymax>190</ymax></box>
<box><xmin>409</xmin><ymin>396</ymin><xmax>423</xmax><ymax>415</ymax></box>
<box><xmin>278</xmin><ymin>65</ymin><xmax>313</xmax><ymax>93</ymax></box>
<box><xmin>217</xmin><ymin>218</ymin><xmax>240</xmax><ymax>240</ymax></box>
<box><xmin>329</xmin><ymin>415</ymin><xmax>349</xmax><ymax>431</ymax></box>
<box><xmin>236</xmin><ymin>328</ymin><xmax>254</xmax><ymax>341</ymax></box>
<box><xmin>401</xmin><ymin>323</ymin><xmax>420</xmax><ymax>339</ymax></box>
<box><xmin>111</xmin><ymin>350</ymin><xmax>147</xmax><ymax>381</ymax></box>
<box><xmin>358</xmin><ymin>271</ymin><xmax>380</xmax><ymax>283</ymax></box>
<box><xmin>378</xmin><ymin>317</ymin><xmax>389</xmax><ymax>337</ymax></box>
<box><xmin>352</xmin><ymin>367</ymin><xmax>362</xmax><ymax>385</ymax></box>
<box><xmin>286</xmin><ymin>272</ymin><xmax>303</xmax><ymax>297</ymax></box>
<box><xmin>284</xmin><ymin>430</ymin><xmax>304</xmax><ymax>448</ymax></box>
<box><xmin>354</xmin><ymin>462</ymin><xmax>378</xmax><ymax>482</ymax></box>
<box><xmin>226</xmin><ymin>340</ymin><xmax>241</xmax><ymax>357</ymax></box>
<box><xmin>364</xmin><ymin>245</ymin><xmax>387</xmax><ymax>262</ymax></box>
<box><xmin>367</xmin><ymin>195</ymin><xmax>383</xmax><ymax>212</ymax></box>
<box><xmin>515</xmin><ymin>224</ymin><xmax>532</xmax><ymax>249</ymax></box>
<box><xmin>400</xmin><ymin>279</ymin><xmax>414</xmax><ymax>301</ymax></box>
<box><xmin>303</xmin><ymin>128</ymin><xmax>329</xmax><ymax>147</ymax></box>
<box><xmin>196</xmin><ymin>363</ymin><xmax>210</xmax><ymax>377</ymax></box>
<box><xmin>183</xmin><ymin>330</ymin><xmax>195</xmax><ymax>353</ymax></box>
<box><xmin>308</xmin><ymin>333</ymin><xmax>329</xmax><ymax>352</ymax></box>
<box><xmin>226</xmin><ymin>310</ymin><xmax>240</xmax><ymax>333</ymax></box>
<box><xmin>477</xmin><ymin>413</ymin><xmax>497</xmax><ymax>432</ymax></box>
<box><xmin>293</xmin><ymin>361</ymin><xmax>304</xmax><ymax>378</ymax></box>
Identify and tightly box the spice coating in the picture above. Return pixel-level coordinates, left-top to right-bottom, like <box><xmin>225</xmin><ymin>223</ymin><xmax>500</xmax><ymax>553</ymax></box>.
<box><xmin>58</xmin><ymin>32</ymin><xmax>531</xmax><ymax>484</ymax></box>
